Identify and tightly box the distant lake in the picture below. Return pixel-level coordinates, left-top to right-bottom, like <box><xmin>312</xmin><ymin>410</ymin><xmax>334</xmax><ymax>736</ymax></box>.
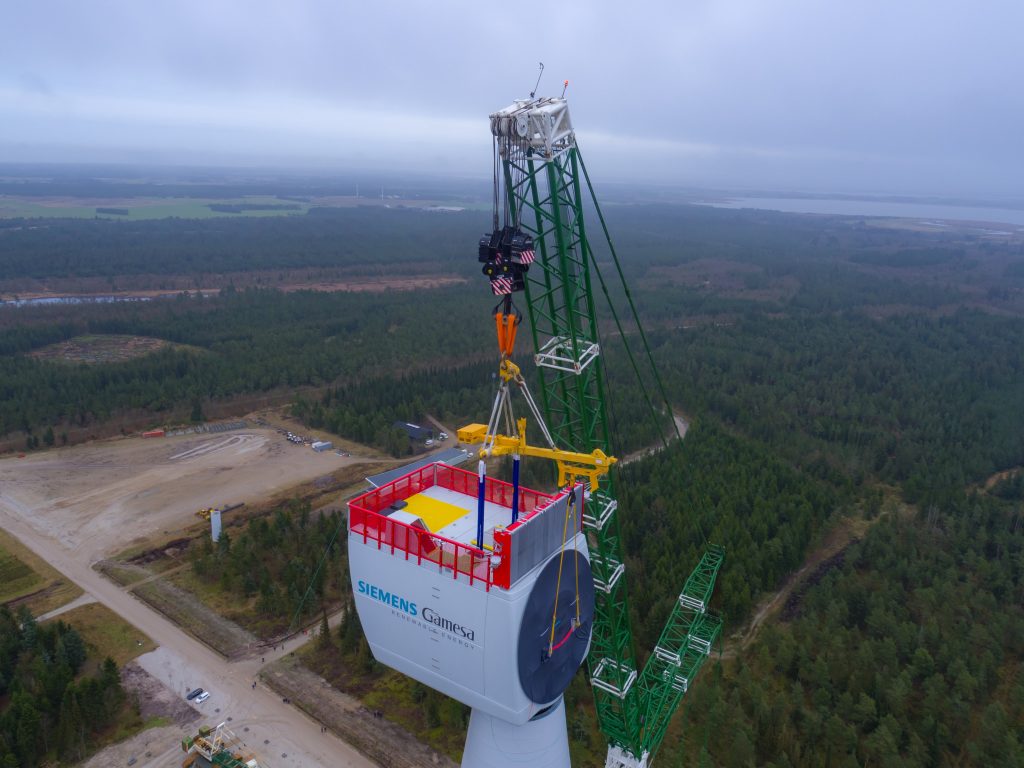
<box><xmin>0</xmin><ymin>295</ymin><xmax>155</xmax><ymax>308</ymax></box>
<box><xmin>0</xmin><ymin>292</ymin><xmax>212</xmax><ymax>309</ymax></box>
<box><xmin>695</xmin><ymin>197</ymin><xmax>1024</xmax><ymax>229</ymax></box>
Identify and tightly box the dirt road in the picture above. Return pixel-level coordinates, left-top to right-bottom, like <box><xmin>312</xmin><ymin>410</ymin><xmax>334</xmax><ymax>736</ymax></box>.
<box><xmin>720</xmin><ymin>507</ymin><xmax>898</xmax><ymax>659</ymax></box>
<box><xmin>621</xmin><ymin>413</ymin><xmax>689</xmax><ymax>466</ymax></box>
<box><xmin>0</xmin><ymin>428</ymin><xmax>381</xmax><ymax>768</ymax></box>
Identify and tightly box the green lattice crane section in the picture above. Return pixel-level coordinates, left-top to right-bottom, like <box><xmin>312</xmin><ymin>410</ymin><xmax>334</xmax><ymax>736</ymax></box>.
<box><xmin>636</xmin><ymin>546</ymin><xmax>725</xmax><ymax>757</ymax></box>
<box><xmin>487</xmin><ymin>97</ymin><xmax>725</xmax><ymax>767</ymax></box>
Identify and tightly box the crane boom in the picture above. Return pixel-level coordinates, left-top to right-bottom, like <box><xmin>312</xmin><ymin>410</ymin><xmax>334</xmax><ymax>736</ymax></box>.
<box><xmin>481</xmin><ymin>96</ymin><xmax>725</xmax><ymax>767</ymax></box>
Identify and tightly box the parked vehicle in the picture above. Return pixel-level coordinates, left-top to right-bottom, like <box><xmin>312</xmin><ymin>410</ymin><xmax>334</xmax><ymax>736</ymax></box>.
<box><xmin>195</xmin><ymin>691</ymin><xmax>210</xmax><ymax>704</ymax></box>
<box><xmin>186</xmin><ymin>688</ymin><xmax>203</xmax><ymax>700</ymax></box>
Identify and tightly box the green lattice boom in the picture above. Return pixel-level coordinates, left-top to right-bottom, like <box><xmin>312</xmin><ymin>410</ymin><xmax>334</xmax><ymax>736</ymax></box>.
<box><xmin>500</xmin><ymin>138</ymin><xmax>725</xmax><ymax>765</ymax></box>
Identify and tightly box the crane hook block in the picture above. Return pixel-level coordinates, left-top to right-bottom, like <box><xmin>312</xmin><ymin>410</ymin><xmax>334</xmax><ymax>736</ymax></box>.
<box><xmin>478</xmin><ymin>226</ymin><xmax>535</xmax><ymax>295</ymax></box>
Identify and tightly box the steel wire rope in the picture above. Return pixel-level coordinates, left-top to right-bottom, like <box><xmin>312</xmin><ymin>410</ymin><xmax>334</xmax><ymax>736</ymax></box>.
<box><xmin>576</xmin><ymin>149</ymin><xmax>712</xmax><ymax>548</ymax></box>
<box><xmin>577</xmin><ymin>148</ymin><xmax>681</xmax><ymax>443</ymax></box>
<box><xmin>285</xmin><ymin>508</ymin><xmax>348</xmax><ymax>637</ymax></box>
<box><xmin>547</xmin><ymin>490</ymin><xmax>579</xmax><ymax>654</ymax></box>
<box><xmin>492</xmin><ymin>136</ymin><xmax>500</xmax><ymax>231</ymax></box>
<box><xmin>585</xmin><ymin>239</ymin><xmax>669</xmax><ymax>454</ymax></box>
<box><xmin>573</xmin><ymin>496</ymin><xmax>581</xmax><ymax>625</ymax></box>
<box><xmin>586</xmin><ymin>240</ymin><xmax>710</xmax><ymax>549</ymax></box>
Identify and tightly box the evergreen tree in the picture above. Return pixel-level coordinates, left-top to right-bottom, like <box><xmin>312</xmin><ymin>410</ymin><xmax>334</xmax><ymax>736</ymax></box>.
<box><xmin>318</xmin><ymin>609</ymin><xmax>332</xmax><ymax>651</ymax></box>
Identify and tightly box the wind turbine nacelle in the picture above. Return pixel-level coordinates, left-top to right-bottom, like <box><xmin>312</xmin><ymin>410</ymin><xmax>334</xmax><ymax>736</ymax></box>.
<box><xmin>347</xmin><ymin>463</ymin><xmax>594</xmax><ymax>725</ymax></box>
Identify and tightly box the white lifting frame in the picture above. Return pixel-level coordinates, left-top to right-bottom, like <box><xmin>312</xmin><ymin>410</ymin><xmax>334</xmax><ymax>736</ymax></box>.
<box><xmin>535</xmin><ymin>335</ymin><xmax>600</xmax><ymax>375</ymax></box>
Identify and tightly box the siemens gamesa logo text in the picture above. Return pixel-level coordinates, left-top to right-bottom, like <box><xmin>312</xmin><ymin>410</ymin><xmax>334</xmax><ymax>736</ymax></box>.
<box><xmin>357</xmin><ymin>580</ymin><xmax>417</xmax><ymax>616</ymax></box>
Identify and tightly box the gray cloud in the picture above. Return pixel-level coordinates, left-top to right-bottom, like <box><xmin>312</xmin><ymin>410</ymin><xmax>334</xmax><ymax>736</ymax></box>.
<box><xmin>1</xmin><ymin>0</ymin><xmax>1021</xmax><ymax>196</ymax></box>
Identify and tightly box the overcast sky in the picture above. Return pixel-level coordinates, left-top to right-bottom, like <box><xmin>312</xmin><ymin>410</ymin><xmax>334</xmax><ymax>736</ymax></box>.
<box><xmin>2</xmin><ymin>1</ymin><xmax>1021</xmax><ymax>197</ymax></box>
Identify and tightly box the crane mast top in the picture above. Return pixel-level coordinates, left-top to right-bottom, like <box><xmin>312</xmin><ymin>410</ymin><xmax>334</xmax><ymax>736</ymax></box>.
<box><xmin>491</xmin><ymin>98</ymin><xmax>575</xmax><ymax>158</ymax></box>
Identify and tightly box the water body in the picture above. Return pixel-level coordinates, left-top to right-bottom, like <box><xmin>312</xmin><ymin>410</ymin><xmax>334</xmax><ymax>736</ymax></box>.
<box><xmin>695</xmin><ymin>197</ymin><xmax>1024</xmax><ymax>229</ymax></box>
<box><xmin>0</xmin><ymin>295</ymin><xmax>155</xmax><ymax>308</ymax></box>
<box><xmin>0</xmin><ymin>293</ymin><xmax>209</xmax><ymax>309</ymax></box>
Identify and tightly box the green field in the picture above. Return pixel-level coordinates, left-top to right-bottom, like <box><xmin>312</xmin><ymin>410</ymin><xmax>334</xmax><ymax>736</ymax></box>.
<box><xmin>0</xmin><ymin>545</ymin><xmax>42</xmax><ymax>601</ymax></box>
<box><xmin>0</xmin><ymin>193</ymin><xmax>489</xmax><ymax>220</ymax></box>
<box><xmin>0</xmin><ymin>195</ymin><xmax>310</xmax><ymax>220</ymax></box>
<box><xmin>50</xmin><ymin>602</ymin><xmax>156</xmax><ymax>670</ymax></box>
<box><xmin>0</xmin><ymin>529</ymin><xmax>83</xmax><ymax>613</ymax></box>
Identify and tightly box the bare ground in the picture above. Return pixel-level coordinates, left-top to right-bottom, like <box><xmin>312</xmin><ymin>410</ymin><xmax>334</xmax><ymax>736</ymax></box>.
<box><xmin>261</xmin><ymin>655</ymin><xmax>457</xmax><ymax>768</ymax></box>
<box><xmin>124</xmin><ymin>661</ymin><xmax>202</xmax><ymax>725</ymax></box>
<box><xmin>721</xmin><ymin>509</ymin><xmax>888</xmax><ymax>658</ymax></box>
<box><xmin>79</xmin><ymin>662</ymin><xmax>200</xmax><ymax>768</ymax></box>
<box><xmin>719</xmin><ymin>497</ymin><xmax>919</xmax><ymax>661</ymax></box>
<box><xmin>131</xmin><ymin>579</ymin><xmax>258</xmax><ymax>658</ymax></box>
<box><xmin>0</xmin><ymin>425</ymin><xmax>382</xmax><ymax>563</ymax></box>
<box><xmin>0</xmin><ymin>272</ymin><xmax>466</xmax><ymax>302</ymax></box>
<box><xmin>79</xmin><ymin>724</ymin><xmax>192</xmax><ymax>768</ymax></box>
<box><xmin>981</xmin><ymin>465</ymin><xmax>1024</xmax><ymax>490</ymax></box>
<box><xmin>621</xmin><ymin>413</ymin><xmax>689</xmax><ymax>466</ymax></box>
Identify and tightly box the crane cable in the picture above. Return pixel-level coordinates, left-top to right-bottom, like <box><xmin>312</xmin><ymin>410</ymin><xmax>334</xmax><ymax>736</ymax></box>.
<box><xmin>578</xmin><ymin>148</ymin><xmax>681</xmax><ymax>445</ymax></box>
<box><xmin>547</xmin><ymin>488</ymin><xmax>581</xmax><ymax>655</ymax></box>
<box><xmin>285</xmin><ymin>508</ymin><xmax>347</xmax><ymax>638</ymax></box>
<box><xmin>492</xmin><ymin>137</ymin><xmax>500</xmax><ymax>232</ymax></box>
<box><xmin>577</xmin><ymin>147</ymin><xmax>712</xmax><ymax>547</ymax></box>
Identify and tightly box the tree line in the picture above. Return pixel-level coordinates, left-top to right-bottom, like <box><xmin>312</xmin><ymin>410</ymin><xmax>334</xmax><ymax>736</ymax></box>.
<box><xmin>673</xmin><ymin>494</ymin><xmax>1024</xmax><ymax>768</ymax></box>
<box><xmin>0</xmin><ymin>286</ymin><xmax>494</xmax><ymax>441</ymax></box>
<box><xmin>0</xmin><ymin>608</ymin><xmax>126</xmax><ymax>767</ymax></box>
<box><xmin>187</xmin><ymin>500</ymin><xmax>348</xmax><ymax>637</ymax></box>
<box><xmin>0</xmin><ymin>207</ymin><xmax>488</xmax><ymax>279</ymax></box>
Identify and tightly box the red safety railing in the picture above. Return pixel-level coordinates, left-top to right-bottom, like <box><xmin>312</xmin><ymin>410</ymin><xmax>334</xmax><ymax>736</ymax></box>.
<box><xmin>434</xmin><ymin>463</ymin><xmax>552</xmax><ymax>516</ymax></box>
<box><xmin>348</xmin><ymin>462</ymin><xmax>557</xmax><ymax>591</ymax></box>
<box><xmin>348</xmin><ymin>502</ymin><xmax>494</xmax><ymax>589</ymax></box>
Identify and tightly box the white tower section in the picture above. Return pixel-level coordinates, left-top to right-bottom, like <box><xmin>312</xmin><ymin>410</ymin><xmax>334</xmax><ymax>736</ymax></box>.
<box><xmin>210</xmin><ymin>509</ymin><xmax>222</xmax><ymax>542</ymax></box>
<box><xmin>348</xmin><ymin>462</ymin><xmax>593</xmax><ymax>768</ymax></box>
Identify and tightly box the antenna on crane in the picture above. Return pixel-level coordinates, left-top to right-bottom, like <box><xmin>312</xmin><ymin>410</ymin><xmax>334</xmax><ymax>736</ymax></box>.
<box><xmin>561</xmin><ymin>79</ymin><xmax>569</xmax><ymax>98</ymax></box>
<box><xmin>529</xmin><ymin>62</ymin><xmax>545</xmax><ymax>98</ymax></box>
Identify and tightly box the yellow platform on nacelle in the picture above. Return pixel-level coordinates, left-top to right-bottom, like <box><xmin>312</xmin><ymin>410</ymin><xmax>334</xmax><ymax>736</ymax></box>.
<box><xmin>401</xmin><ymin>493</ymin><xmax>467</xmax><ymax>533</ymax></box>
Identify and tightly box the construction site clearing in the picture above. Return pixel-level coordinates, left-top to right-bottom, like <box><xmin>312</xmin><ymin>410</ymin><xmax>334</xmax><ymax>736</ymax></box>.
<box><xmin>0</xmin><ymin>416</ymin><xmax>419</xmax><ymax>768</ymax></box>
<box><xmin>0</xmin><ymin>419</ymin><xmax>380</xmax><ymax>565</ymax></box>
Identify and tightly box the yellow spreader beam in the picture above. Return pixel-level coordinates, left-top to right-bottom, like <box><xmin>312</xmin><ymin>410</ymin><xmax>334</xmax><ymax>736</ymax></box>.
<box><xmin>458</xmin><ymin>417</ymin><xmax>617</xmax><ymax>490</ymax></box>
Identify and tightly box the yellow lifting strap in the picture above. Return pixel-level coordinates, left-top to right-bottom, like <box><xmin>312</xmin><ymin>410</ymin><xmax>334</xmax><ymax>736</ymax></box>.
<box><xmin>546</xmin><ymin>491</ymin><xmax>583</xmax><ymax>655</ymax></box>
<box><xmin>457</xmin><ymin>418</ymin><xmax>617</xmax><ymax>491</ymax></box>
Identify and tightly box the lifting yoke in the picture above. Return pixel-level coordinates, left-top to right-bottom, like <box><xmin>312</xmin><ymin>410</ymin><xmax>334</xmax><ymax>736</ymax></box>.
<box><xmin>459</xmin><ymin>297</ymin><xmax>617</xmax><ymax>549</ymax></box>
<box><xmin>460</xmin><ymin>297</ymin><xmax>617</xmax><ymax>495</ymax></box>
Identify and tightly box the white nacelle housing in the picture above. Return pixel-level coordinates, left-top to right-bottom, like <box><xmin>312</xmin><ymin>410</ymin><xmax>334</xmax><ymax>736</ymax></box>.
<box><xmin>347</xmin><ymin>462</ymin><xmax>591</xmax><ymax>728</ymax></box>
<box><xmin>350</xmin><ymin>529</ymin><xmax>588</xmax><ymax>725</ymax></box>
